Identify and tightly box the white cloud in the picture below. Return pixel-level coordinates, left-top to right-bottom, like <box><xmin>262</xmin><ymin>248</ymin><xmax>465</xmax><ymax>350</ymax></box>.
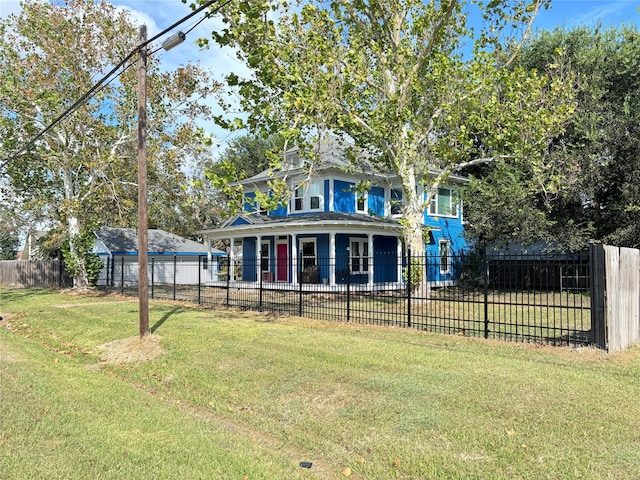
<box><xmin>570</xmin><ymin>1</ymin><xmax>635</xmax><ymax>27</ymax></box>
<box><xmin>110</xmin><ymin>1</ymin><xmax>253</xmax><ymax>150</ymax></box>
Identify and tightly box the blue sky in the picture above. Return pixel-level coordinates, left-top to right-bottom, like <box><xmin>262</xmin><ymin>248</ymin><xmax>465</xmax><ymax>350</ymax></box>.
<box><xmin>1</xmin><ymin>0</ymin><xmax>638</xmax><ymax>148</ymax></box>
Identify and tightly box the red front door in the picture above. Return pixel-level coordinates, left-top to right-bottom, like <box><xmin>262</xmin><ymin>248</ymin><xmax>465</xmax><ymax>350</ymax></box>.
<box><xmin>276</xmin><ymin>243</ymin><xmax>288</xmax><ymax>281</ymax></box>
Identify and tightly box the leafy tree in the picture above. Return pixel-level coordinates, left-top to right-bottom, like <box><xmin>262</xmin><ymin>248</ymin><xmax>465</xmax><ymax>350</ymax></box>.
<box><xmin>201</xmin><ymin>0</ymin><xmax>575</xmax><ymax>262</ymax></box>
<box><xmin>0</xmin><ymin>0</ymin><xmax>219</xmax><ymax>286</ymax></box>
<box><xmin>467</xmin><ymin>24</ymin><xmax>640</xmax><ymax>249</ymax></box>
<box><xmin>0</xmin><ymin>233</ymin><xmax>19</xmax><ymax>260</ymax></box>
<box><xmin>205</xmin><ymin>133</ymin><xmax>285</xmax><ymax>218</ymax></box>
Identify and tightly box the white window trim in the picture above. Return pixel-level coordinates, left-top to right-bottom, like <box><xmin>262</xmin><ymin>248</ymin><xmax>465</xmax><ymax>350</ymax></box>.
<box><xmin>290</xmin><ymin>180</ymin><xmax>324</xmax><ymax>213</ymax></box>
<box><xmin>429</xmin><ymin>187</ymin><xmax>459</xmax><ymax>218</ymax></box>
<box><xmin>299</xmin><ymin>238</ymin><xmax>317</xmax><ymax>268</ymax></box>
<box><xmin>349</xmin><ymin>238</ymin><xmax>369</xmax><ymax>274</ymax></box>
<box><xmin>356</xmin><ymin>191</ymin><xmax>367</xmax><ymax>214</ymax></box>
<box><xmin>439</xmin><ymin>239</ymin><xmax>451</xmax><ymax>275</ymax></box>
<box><xmin>390</xmin><ymin>188</ymin><xmax>403</xmax><ymax>217</ymax></box>
<box><xmin>260</xmin><ymin>240</ymin><xmax>270</xmax><ymax>272</ymax></box>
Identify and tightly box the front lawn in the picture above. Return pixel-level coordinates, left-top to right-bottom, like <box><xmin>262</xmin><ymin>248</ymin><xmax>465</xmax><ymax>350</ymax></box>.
<box><xmin>1</xmin><ymin>288</ymin><xmax>639</xmax><ymax>479</ymax></box>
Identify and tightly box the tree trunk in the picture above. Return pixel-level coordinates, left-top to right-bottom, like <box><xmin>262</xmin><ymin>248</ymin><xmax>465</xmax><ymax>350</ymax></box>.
<box><xmin>402</xmin><ymin>195</ymin><xmax>430</xmax><ymax>301</ymax></box>
<box><xmin>67</xmin><ymin>215</ymin><xmax>90</xmax><ymax>288</ymax></box>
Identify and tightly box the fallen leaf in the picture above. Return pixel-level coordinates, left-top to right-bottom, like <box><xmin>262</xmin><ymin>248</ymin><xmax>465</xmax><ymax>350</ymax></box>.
<box><xmin>393</xmin><ymin>458</ymin><xmax>399</xmax><ymax>467</ymax></box>
<box><xmin>506</xmin><ymin>429</ymin><xmax>516</xmax><ymax>437</ymax></box>
<box><xmin>342</xmin><ymin>467</ymin><xmax>351</xmax><ymax>477</ymax></box>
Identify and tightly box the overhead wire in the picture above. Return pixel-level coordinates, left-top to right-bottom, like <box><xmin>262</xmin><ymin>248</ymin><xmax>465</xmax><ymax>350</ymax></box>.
<box><xmin>1</xmin><ymin>0</ymin><xmax>225</xmax><ymax>171</ymax></box>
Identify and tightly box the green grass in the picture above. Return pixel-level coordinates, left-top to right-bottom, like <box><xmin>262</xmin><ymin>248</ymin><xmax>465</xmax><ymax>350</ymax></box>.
<box><xmin>151</xmin><ymin>284</ymin><xmax>592</xmax><ymax>344</ymax></box>
<box><xmin>2</xmin><ymin>288</ymin><xmax>640</xmax><ymax>479</ymax></box>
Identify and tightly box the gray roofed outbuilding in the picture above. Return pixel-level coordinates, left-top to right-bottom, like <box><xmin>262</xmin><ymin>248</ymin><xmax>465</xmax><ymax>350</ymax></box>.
<box><xmin>94</xmin><ymin>227</ymin><xmax>225</xmax><ymax>256</ymax></box>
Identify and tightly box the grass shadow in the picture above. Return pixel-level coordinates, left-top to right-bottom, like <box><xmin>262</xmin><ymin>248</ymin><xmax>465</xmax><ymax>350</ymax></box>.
<box><xmin>151</xmin><ymin>306</ymin><xmax>184</xmax><ymax>334</ymax></box>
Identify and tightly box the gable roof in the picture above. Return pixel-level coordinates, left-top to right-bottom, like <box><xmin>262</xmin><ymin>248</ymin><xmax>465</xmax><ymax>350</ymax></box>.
<box><xmin>94</xmin><ymin>227</ymin><xmax>224</xmax><ymax>256</ymax></box>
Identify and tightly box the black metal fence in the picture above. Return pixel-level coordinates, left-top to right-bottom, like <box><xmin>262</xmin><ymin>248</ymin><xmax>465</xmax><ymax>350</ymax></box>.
<box><xmin>105</xmin><ymin>246</ymin><xmax>601</xmax><ymax>348</ymax></box>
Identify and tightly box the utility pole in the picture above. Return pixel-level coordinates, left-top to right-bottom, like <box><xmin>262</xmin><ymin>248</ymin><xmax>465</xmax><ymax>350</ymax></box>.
<box><xmin>137</xmin><ymin>25</ymin><xmax>150</xmax><ymax>338</ymax></box>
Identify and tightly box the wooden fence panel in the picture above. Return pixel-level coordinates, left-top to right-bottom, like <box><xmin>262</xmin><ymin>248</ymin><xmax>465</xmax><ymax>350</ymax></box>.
<box><xmin>604</xmin><ymin>245</ymin><xmax>640</xmax><ymax>352</ymax></box>
<box><xmin>0</xmin><ymin>260</ymin><xmax>70</xmax><ymax>288</ymax></box>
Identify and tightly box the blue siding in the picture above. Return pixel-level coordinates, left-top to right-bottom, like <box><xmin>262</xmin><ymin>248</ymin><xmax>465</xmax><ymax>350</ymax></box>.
<box><xmin>424</xmin><ymin>213</ymin><xmax>467</xmax><ymax>283</ymax></box>
<box><xmin>334</xmin><ymin>234</ymin><xmax>367</xmax><ymax>284</ymax></box>
<box><xmin>374</xmin><ymin>236</ymin><xmax>398</xmax><ymax>283</ymax></box>
<box><xmin>317</xmin><ymin>234</ymin><xmax>329</xmax><ymax>282</ymax></box>
<box><xmin>243</xmin><ymin>192</ymin><xmax>256</xmax><ymax>213</ymax></box>
<box><xmin>369</xmin><ymin>186</ymin><xmax>385</xmax><ymax>216</ymax></box>
<box><xmin>324</xmin><ymin>179</ymin><xmax>331</xmax><ymax>212</ymax></box>
<box><xmin>231</xmin><ymin>217</ymin><xmax>250</xmax><ymax>226</ymax></box>
<box><xmin>271</xmin><ymin>203</ymin><xmax>287</xmax><ymax>216</ymax></box>
<box><xmin>242</xmin><ymin>237</ymin><xmax>257</xmax><ymax>281</ymax></box>
<box><xmin>334</xmin><ymin>180</ymin><xmax>355</xmax><ymax>213</ymax></box>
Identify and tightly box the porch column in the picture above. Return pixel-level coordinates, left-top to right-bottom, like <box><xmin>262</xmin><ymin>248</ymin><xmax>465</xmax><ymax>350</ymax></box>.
<box><xmin>291</xmin><ymin>234</ymin><xmax>298</xmax><ymax>284</ymax></box>
<box><xmin>230</xmin><ymin>237</ymin><xmax>235</xmax><ymax>281</ymax></box>
<box><xmin>329</xmin><ymin>232</ymin><xmax>336</xmax><ymax>286</ymax></box>
<box><xmin>256</xmin><ymin>235</ymin><xmax>261</xmax><ymax>283</ymax></box>
<box><xmin>396</xmin><ymin>236</ymin><xmax>403</xmax><ymax>286</ymax></box>
<box><xmin>206</xmin><ymin>238</ymin><xmax>212</xmax><ymax>283</ymax></box>
<box><xmin>368</xmin><ymin>234</ymin><xmax>374</xmax><ymax>287</ymax></box>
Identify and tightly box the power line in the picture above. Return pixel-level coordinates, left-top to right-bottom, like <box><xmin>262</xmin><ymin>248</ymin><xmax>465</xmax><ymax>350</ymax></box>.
<box><xmin>1</xmin><ymin>0</ymin><xmax>225</xmax><ymax>171</ymax></box>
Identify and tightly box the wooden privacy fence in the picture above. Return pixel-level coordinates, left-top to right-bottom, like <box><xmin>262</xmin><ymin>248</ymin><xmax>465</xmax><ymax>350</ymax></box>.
<box><xmin>593</xmin><ymin>244</ymin><xmax>640</xmax><ymax>352</ymax></box>
<box><xmin>0</xmin><ymin>260</ymin><xmax>72</xmax><ymax>288</ymax></box>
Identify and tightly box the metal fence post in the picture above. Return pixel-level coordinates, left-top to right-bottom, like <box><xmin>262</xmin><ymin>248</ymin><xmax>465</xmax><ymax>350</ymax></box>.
<box><xmin>590</xmin><ymin>240</ymin><xmax>607</xmax><ymax>350</ymax></box>
<box><xmin>173</xmin><ymin>254</ymin><xmax>177</xmax><ymax>300</ymax></box>
<box><xmin>407</xmin><ymin>248</ymin><xmax>412</xmax><ymax>328</ymax></box>
<box><xmin>120</xmin><ymin>256</ymin><xmax>124</xmax><ymax>294</ymax></box>
<box><xmin>298</xmin><ymin>254</ymin><xmax>303</xmax><ymax>317</ymax></box>
<box><xmin>346</xmin><ymin>247</ymin><xmax>351</xmax><ymax>322</ymax></box>
<box><xmin>483</xmin><ymin>249</ymin><xmax>489</xmax><ymax>339</ymax></box>
<box><xmin>225</xmin><ymin>256</ymin><xmax>230</xmax><ymax>307</ymax></box>
<box><xmin>259</xmin><ymin>257</ymin><xmax>263</xmax><ymax>312</ymax></box>
<box><xmin>151</xmin><ymin>257</ymin><xmax>155</xmax><ymax>299</ymax></box>
<box><xmin>197</xmin><ymin>255</ymin><xmax>201</xmax><ymax>305</ymax></box>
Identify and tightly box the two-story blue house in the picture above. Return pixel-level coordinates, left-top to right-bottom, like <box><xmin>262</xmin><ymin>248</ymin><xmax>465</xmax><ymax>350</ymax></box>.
<box><xmin>199</xmin><ymin>137</ymin><xmax>468</xmax><ymax>289</ymax></box>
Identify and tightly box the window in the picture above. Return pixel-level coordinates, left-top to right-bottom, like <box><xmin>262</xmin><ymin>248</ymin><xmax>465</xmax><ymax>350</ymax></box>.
<box><xmin>301</xmin><ymin>239</ymin><xmax>316</xmax><ymax>269</ymax></box>
<box><xmin>260</xmin><ymin>242</ymin><xmax>270</xmax><ymax>272</ymax></box>
<box><xmin>349</xmin><ymin>238</ymin><xmax>369</xmax><ymax>274</ymax></box>
<box><xmin>291</xmin><ymin>181</ymin><xmax>323</xmax><ymax>212</ymax></box>
<box><xmin>429</xmin><ymin>187</ymin><xmax>458</xmax><ymax>217</ymax></box>
<box><xmin>202</xmin><ymin>257</ymin><xmax>208</xmax><ymax>270</ymax></box>
<box><xmin>390</xmin><ymin>189</ymin><xmax>402</xmax><ymax>215</ymax></box>
<box><xmin>309</xmin><ymin>182</ymin><xmax>321</xmax><ymax>210</ymax></box>
<box><xmin>294</xmin><ymin>186</ymin><xmax>304</xmax><ymax>211</ymax></box>
<box><xmin>356</xmin><ymin>191</ymin><xmax>367</xmax><ymax>213</ymax></box>
<box><xmin>439</xmin><ymin>239</ymin><xmax>451</xmax><ymax>274</ymax></box>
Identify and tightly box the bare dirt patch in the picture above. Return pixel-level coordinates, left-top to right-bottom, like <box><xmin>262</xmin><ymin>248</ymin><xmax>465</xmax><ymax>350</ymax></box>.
<box><xmin>96</xmin><ymin>335</ymin><xmax>164</xmax><ymax>364</ymax></box>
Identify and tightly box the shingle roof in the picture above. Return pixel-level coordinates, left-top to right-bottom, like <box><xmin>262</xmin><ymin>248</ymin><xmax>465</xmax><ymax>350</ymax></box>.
<box><xmin>95</xmin><ymin>227</ymin><xmax>222</xmax><ymax>255</ymax></box>
<box><xmin>236</xmin><ymin>211</ymin><xmax>401</xmax><ymax>227</ymax></box>
<box><xmin>235</xmin><ymin>135</ymin><xmax>469</xmax><ymax>186</ymax></box>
